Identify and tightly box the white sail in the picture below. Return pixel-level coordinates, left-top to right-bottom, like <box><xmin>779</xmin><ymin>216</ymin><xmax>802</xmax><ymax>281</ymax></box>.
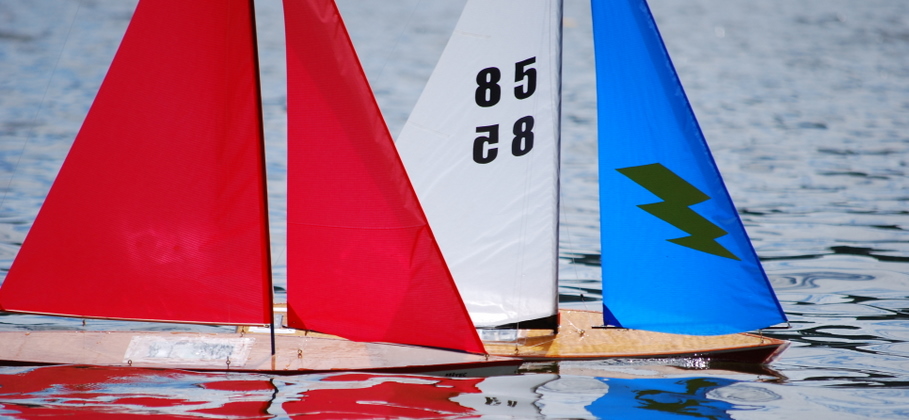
<box><xmin>397</xmin><ymin>0</ymin><xmax>562</xmax><ymax>327</ymax></box>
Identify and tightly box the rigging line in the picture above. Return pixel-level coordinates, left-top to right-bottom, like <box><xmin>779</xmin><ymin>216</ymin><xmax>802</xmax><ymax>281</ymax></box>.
<box><xmin>0</xmin><ymin>1</ymin><xmax>83</xmax><ymax>215</ymax></box>
<box><xmin>559</xmin><ymin>181</ymin><xmax>589</xmax><ymax>310</ymax></box>
<box><xmin>245</xmin><ymin>0</ymin><xmax>276</xmax><ymax>355</ymax></box>
<box><xmin>271</xmin><ymin>237</ymin><xmax>287</xmax><ymax>293</ymax></box>
<box><xmin>510</xmin><ymin>2</ymin><xmax>563</xmax><ymax>332</ymax></box>
<box><xmin>369</xmin><ymin>0</ymin><xmax>421</xmax><ymax>99</ymax></box>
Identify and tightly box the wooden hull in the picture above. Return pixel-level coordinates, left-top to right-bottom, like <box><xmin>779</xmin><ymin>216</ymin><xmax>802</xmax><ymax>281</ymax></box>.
<box><xmin>0</xmin><ymin>331</ymin><xmax>520</xmax><ymax>376</ymax></box>
<box><xmin>0</xmin><ymin>309</ymin><xmax>786</xmax><ymax>376</ymax></box>
<box><xmin>482</xmin><ymin>310</ymin><xmax>788</xmax><ymax>364</ymax></box>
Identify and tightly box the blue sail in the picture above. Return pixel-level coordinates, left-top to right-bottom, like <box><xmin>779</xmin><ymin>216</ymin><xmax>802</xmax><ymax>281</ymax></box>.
<box><xmin>592</xmin><ymin>0</ymin><xmax>787</xmax><ymax>335</ymax></box>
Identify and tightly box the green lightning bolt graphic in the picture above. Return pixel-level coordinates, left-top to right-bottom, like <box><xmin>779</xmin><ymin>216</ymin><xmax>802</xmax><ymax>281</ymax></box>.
<box><xmin>617</xmin><ymin>163</ymin><xmax>740</xmax><ymax>260</ymax></box>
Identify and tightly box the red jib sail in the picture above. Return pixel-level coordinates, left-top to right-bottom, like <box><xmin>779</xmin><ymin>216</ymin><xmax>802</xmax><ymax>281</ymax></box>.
<box><xmin>283</xmin><ymin>0</ymin><xmax>485</xmax><ymax>354</ymax></box>
<box><xmin>0</xmin><ymin>0</ymin><xmax>272</xmax><ymax>325</ymax></box>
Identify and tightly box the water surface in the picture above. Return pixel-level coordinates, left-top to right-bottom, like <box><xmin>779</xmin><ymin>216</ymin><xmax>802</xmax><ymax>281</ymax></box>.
<box><xmin>1</xmin><ymin>0</ymin><xmax>909</xmax><ymax>418</ymax></box>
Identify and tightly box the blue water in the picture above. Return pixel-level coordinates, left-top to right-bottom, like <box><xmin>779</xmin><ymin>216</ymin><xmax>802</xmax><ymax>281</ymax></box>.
<box><xmin>2</xmin><ymin>0</ymin><xmax>909</xmax><ymax>418</ymax></box>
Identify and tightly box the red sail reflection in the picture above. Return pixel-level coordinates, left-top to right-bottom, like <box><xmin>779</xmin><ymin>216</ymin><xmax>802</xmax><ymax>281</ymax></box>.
<box><xmin>0</xmin><ymin>365</ymin><xmax>548</xmax><ymax>419</ymax></box>
<box><xmin>280</xmin><ymin>373</ymin><xmax>483</xmax><ymax>419</ymax></box>
<box><xmin>0</xmin><ymin>365</ymin><xmax>274</xmax><ymax>418</ymax></box>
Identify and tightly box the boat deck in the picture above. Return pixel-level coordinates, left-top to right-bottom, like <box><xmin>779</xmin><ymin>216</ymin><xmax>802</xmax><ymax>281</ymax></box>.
<box><xmin>482</xmin><ymin>310</ymin><xmax>788</xmax><ymax>364</ymax></box>
<box><xmin>250</xmin><ymin>307</ymin><xmax>787</xmax><ymax>364</ymax></box>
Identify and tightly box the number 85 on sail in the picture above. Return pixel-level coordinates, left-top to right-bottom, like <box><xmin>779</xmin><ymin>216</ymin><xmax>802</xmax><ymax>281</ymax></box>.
<box><xmin>473</xmin><ymin>57</ymin><xmax>539</xmax><ymax>164</ymax></box>
<box><xmin>396</xmin><ymin>0</ymin><xmax>562</xmax><ymax>328</ymax></box>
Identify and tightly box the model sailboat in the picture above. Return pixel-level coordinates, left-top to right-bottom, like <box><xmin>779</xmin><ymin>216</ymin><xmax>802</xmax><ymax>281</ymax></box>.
<box><xmin>0</xmin><ymin>0</ymin><xmax>517</xmax><ymax>374</ymax></box>
<box><xmin>397</xmin><ymin>0</ymin><xmax>788</xmax><ymax>362</ymax></box>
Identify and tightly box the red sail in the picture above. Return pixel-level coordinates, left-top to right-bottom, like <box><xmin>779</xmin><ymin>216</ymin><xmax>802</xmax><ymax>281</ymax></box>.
<box><xmin>0</xmin><ymin>0</ymin><xmax>272</xmax><ymax>325</ymax></box>
<box><xmin>283</xmin><ymin>0</ymin><xmax>485</xmax><ymax>354</ymax></box>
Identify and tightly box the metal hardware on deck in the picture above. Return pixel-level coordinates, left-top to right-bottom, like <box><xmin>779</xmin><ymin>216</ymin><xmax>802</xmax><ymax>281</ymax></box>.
<box><xmin>488</xmin><ymin>314</ymin><xmax>560</xmax><ymax>330</ymax></box>
<box><xmin>297</xmin><ymin>349</ymin><xmax>303</xmax><ymax>358</ymax></box>
<box><xmin>592</xmin><ymin>325</ymin><xmax>627</xmax><ymax>330</ymax></box>
<box><xmin>269</xmin><ymin>322</ymin><xmax>276</xmax><ymax>355</ymax></box>
<box><xmin>127</xmin><ymin>359</ymin><xmax>132</xmax><ymax>366</ymax></box>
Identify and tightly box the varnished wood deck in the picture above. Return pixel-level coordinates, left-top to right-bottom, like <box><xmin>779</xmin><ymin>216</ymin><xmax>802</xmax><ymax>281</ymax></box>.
<box><xmin>482</xmin><ymin>309</ymin><xmax>788</xmax><ymax>363</ymax></box>
<box><xmin>249</xmin><ymin>307</ymin><xmax>787</xmax><ymax>364</ymax></box>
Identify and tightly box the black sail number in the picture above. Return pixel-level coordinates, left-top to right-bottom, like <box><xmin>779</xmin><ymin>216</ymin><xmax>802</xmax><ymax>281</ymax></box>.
<box><xmin>473</xmin><ymin>124</ymin><xmax>499</xmax><ymax>164</ymax></box>
<box><xmin>511</xmin><ymin>116</ymin><xmax>534</xmax><ymax>156</ymax></box>
<box><xmin>475</xmin><ymin>67</ymin><xmax>502</xmax><ymax>107</ymax></box>
<box><xmin>514</xmin><ymin>57</ymin><xmax>537</xmax><ymax>99</ymax></box>
<box><xmin>472</xmin><ymin>57</ymin><xmax>539</xmax><ymax>164</ymax></box>
<box><xmin>473</xmin><ymin>57</ymin><xmax>537</xmax><ymax>108</ymax></box>
<box><xmin>472</xmin><ymin>117</ymin><xmax>535</xmax><ymax>164</ymax></box>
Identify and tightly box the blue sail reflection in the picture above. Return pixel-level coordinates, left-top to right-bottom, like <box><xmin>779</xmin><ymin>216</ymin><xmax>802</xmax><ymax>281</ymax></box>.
<box><xmin>586</xmin><ymin>377</ymin><xmax>740</xmax><ymax>419</ymax></box>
